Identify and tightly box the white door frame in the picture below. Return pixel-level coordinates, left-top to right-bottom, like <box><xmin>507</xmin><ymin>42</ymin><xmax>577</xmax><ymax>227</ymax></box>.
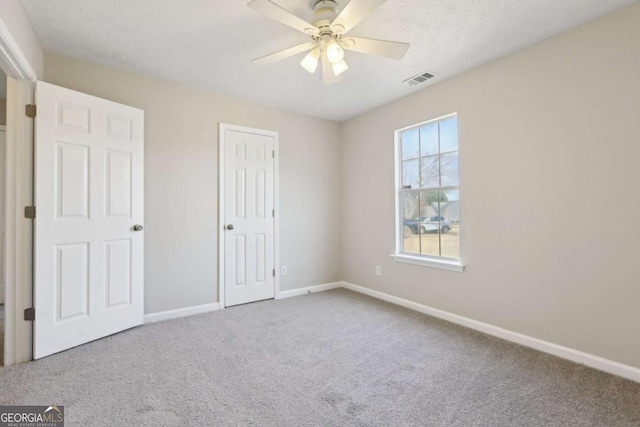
<box><xmin>218</xmin><ymin>123</ymin><xmax>280</xmax><ymax>309</ymax></box>
<box><xmin>0</xmin><ymin>16</ymin><xmax>38</xmax><ymax>365</ymax></box>
<box><xmin>0</xmin><ymin>125</ymin><xmax>5</xmax><ymax>306</ymax></box>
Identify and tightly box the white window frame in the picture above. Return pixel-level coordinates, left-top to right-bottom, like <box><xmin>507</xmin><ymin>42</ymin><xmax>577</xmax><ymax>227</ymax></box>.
<box><xmin>391</xmin><ymin>113</ymin><xmax>465</xmax><ymax>272</ymax></box>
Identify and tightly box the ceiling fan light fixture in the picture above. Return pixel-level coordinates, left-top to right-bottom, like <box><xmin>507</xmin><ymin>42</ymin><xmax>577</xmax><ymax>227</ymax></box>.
<box><xmin>249</xmin><ymin>0</ymin><xmax>411</xmax><ymax>84</ymax></box>
<box><xmin>326</xmin><ymin>38</ymin><xmax>344</xmax><ymax>64</ymax></box>
<box><xmin>332</xmin><ymin>59</ymin><xmax>349</xmax><ymax>76</ymax></box>
<box><xmin>301</xmin><ymin>48</ymin><xmax>320</xmax><ymax>73</ymax></box>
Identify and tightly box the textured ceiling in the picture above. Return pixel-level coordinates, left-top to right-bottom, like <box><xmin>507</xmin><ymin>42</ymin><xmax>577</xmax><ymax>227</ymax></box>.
<box><xmin>20</xmin><ymin>0</ymin><xmax>638</xmax><ymax>121</ymax></box>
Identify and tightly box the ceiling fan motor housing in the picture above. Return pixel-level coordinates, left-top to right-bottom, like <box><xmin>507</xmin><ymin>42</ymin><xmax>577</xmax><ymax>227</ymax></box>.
<box><xmin>313</xmin><ymin>0</ymin><xmax>339</xmax><ymax>30</ymax></box>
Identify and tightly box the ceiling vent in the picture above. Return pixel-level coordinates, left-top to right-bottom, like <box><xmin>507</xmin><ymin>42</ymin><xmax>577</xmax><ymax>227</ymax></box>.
<box><xmin>404</xmin><ymin>71</ymin><xmax>436</xmax><ymax>86</ymax></box>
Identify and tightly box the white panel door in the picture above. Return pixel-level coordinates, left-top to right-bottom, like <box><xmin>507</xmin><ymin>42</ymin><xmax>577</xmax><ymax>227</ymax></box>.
<box><xmin>0</xmin><ymin>129</ymin><xmax>5</xmax><ymax>305</ymax></box>
<box><xmin>224</xmin><ymin>127</ymin><xmax>275</xmax><ymax>307</ymax></box>
<box><xmin>34</xmin><ymin>81</ymin><xmax>144</xmax><ymax>359</ymax></box>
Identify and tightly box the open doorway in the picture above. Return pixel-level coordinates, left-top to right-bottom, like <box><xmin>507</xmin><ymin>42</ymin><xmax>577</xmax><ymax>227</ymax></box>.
<box><xmin>0</xmin><ymin>68</ymin><xmax>6</xmax><ymax>365</ymax></box>
<box><xmin>0</xmin><ymin>11</ymin><xmax>38</xmax><ymax>366</ymax></box>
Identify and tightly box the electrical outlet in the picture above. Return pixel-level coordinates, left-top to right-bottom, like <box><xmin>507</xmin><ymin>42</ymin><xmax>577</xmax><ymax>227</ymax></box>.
<box><xmin>375</xmin><ymin>265</ymin><xmax>382</xmax><ymax>276</ymax></box>
<box><xmin>281</xmin><ymin>265</ymin><xmax>288</xmax><ymax>276</ymax></box>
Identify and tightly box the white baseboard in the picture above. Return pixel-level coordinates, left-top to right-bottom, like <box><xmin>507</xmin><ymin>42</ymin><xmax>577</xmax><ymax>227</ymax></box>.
<box><xmin>144</xmin><ymin>302</ymin><xmax>220</xmax><ymax>324</ymax></box>
<box><xmin>340</xmin><ymin>281</ymin><xmax>640</xmax><ymax>383</ymax></box>
<box><xmin>144</xmin><ymin>281</ymin><xmax>342</xmax><ymax>324</ymax></box>
<box><xmin>277</xmin><ymin>282</ymin><xmax>342</xmax><ymax>299</ymax></box>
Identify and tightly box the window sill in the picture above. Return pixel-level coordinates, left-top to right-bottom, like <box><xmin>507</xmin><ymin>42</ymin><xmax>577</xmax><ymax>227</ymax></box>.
<box><xmin>390</xmin><ymin>254</ymin><xmax>465</xmax><ymax>272</ymax></box>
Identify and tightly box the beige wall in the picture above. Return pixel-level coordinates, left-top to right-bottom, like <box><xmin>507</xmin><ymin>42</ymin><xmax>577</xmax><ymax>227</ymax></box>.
<box><xmin>44</xmin><ymin>53</ymin><xmax>342</xmax><ymax>314</ymax></box>
<box><xmin>340</xmin><ymin>4</ymin><xmax>640</xmax><ymax>369</ymax></box>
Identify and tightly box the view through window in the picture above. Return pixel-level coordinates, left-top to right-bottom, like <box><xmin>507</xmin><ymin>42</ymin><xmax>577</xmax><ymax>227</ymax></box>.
<box><xmin>397</xmin><ymin>114</ymin><xmax>460</xmax><ymax>260</ymax></box>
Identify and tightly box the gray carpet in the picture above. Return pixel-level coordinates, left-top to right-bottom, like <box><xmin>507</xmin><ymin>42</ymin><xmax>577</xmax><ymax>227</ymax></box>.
<box><xmin>0</xmin><ymin>289</ymin><xmax>639</xmax><ymax>426</ymax></box>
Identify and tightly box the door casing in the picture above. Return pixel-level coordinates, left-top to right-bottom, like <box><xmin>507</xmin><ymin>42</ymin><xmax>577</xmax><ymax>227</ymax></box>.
<box><xmin>0</xmin><ymin>125</ymin><xmax>6</xmax><ymax>306</ymax></box>
<box><xmin>0</xmin><ymin>15</ymin><xmax>38</xmax><ymax>365</ymax></box>
<box><xmin>218</xmin><ymin>123</ymin><xmax>280</xmax><ymax>309</ymax></box>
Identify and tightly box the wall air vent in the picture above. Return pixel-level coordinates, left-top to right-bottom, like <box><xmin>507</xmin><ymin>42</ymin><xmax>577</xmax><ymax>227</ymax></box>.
<box><xmin>404</xmin><ymin>71</ymin><xmax>436</xmax><ymax>87</ymax></box>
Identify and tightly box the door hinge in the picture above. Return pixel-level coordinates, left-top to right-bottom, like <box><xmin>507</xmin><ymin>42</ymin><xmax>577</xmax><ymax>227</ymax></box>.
<box><xmin>24</xmin><ymin>307</ymin><xmax>35</xmax><ymax>321</ymax></box>
<box><xmin>272</xmin><ymin>268</ymin><xmax>276</xmax><ymax>277</ymax></box>
<box><xmin>25</xmin><ymin>104</ymin><xmax>37</xmax><ymax>118</ymax></box>
<box><xmin>272</xmin><ymin>150</ymin><xmax>275</xmax><ymax>159</ymax></box>
<box><xmin>272</xmin><ymin>209</ymin><xmax>275</xmax><ymax>217</ymax></box>
<box><xmin>24</xmin><ymin>206</ymin><xmax>36</xmax><ymax>219</ymax></box>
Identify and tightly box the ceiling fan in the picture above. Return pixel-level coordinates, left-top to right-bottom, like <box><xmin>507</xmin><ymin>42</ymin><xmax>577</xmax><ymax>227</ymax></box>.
<box><xmin>248</xmin><ymin>0</ymin><xmax>410</xmax><ymax>84</ymax></box>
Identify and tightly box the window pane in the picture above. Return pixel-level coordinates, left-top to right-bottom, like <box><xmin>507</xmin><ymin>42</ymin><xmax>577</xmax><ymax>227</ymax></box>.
<box><xmin>440</xmin><ymin>152</ymin><xmax>459</xmax><ymax>187</ymax></box>
<box><xmin>420</xmin><ymin>123</ymin><xmax>438</xmax><ymax>156</ymax></box>
<box><xmin>397</xmin><ymin>115</ymin><xmax>460</xmax><ymax>261</ymax></box>
<box><xmin>402</xmin><ymin>159</ymin><xmax>420</xmax><ymax>189</ymax></box>
<box><xmin>401</xmin><ymin>192</ymin><xmax>420</xmax><ymax>255</ymax></box>
<box><xmin>439</xmin><ymin>117</ymin><xmax>458</xmax><ymax>153</ymax></box>
<box><xmin>402</xmin><ymin>128</ymin><xmax>420</xmax><ymax>160</ymax></box>
<box><xmin>440</xmin><ymin>190</ymin><xmax>460</xmax><ymax>260</ymax></box>
<box><xmin>419</xmin><ymin>191</ymin><xmax>440</xmax><ymax>257</ymax></box>
<box><xmin>420</xmin><ymin>155</ymin><xmax>439</xmax><ymax>188</ymax></box>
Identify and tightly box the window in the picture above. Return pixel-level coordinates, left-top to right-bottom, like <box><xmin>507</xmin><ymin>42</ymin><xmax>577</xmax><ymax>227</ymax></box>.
<box><xmin>393</xmin><ymin>114</ymin><xmax>463</xmax><ymax>271</ymax></box>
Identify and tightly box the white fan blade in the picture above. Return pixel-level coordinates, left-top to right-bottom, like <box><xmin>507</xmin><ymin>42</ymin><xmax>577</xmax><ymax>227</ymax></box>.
<box><xmin>331</xmin><ymin>0</ymin><xmax>387</xmax><ymax>34</ymax></box>
<box><xmin>321</xmin><ymin>52</ymin><xmax>342</xmax><ymax>85</ymax></box>
<box><xmin>248</xmin><ymin>0</ymin><xmax>318</xmax><ymax>36</ymax></box>
<box><xmin>253</xmin><ymin>43</ymin><xmax>315</xmax><ymax>65</ymax></box>
<box><xmin>341</xmin><ymin>37</ymin><xmax>410</xmax><ymax>59</ymax></box>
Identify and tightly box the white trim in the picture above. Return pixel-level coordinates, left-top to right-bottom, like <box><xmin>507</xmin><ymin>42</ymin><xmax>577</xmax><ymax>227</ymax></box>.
<box><xmin>218</xmin><ymin>123</ymin><xmax>280</xmax><ymax>310</ymax></box>
<box><xmin>340</xmin><ymin>281</ymin><xmax>640</xmax><ymax>383</ymax></box>
<box><xmin>273</xmin><ymin>126</ymin><xmax>280</xmax><ymax>304</ymax></box>
<box><xmin>390</xmin><ymin>254</ymin><xmax>464</xmax><ymax>272</ymax></box>
<box><xmin>144</xmin><ymin>303</ymin><xmax>220</xmax><ymax>324</ymax></box>
<box><xmin>0</xmin><ymin>17</ymin><xmax>37</xmax><ymax>81</ymax></box>
<box><xmin>0</xmin><ymin>125</ymin><xmax>4</xmax><ymax>306</ymax></box>
<box><xmin>394</xmin><ymin>128</ymin><xmax>402</xmax><ymax>255</ymax></box>
<box><xmin>394</xmin><ymin>112</ymin><xmax>465</xmax><ymax>269</ymax></box>
<box><xmin>277</xmin><ymin>282</ymin><xmax>342</xmax><ymax>299</ymax></box>
<box><xmin>217</xmin><ymin>125</ymin><xmax>225</xmax><ymax>308</ymax></box>
<box><xmin>3</xmin><ymin>77</ymin><xmax>34</xmax><ymax>366</ymax></box>
<box><xmin>0</xmin><ymin>12</ymin><xmax>38</xmax><ymax>366</ymax></box>
<box><xmin>396</xmin><ymin>112</ymin><xmax>458</xmax><ymax>133</ymax></box>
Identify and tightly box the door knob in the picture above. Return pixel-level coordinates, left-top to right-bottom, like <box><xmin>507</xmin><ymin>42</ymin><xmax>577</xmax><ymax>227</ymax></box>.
<box><xmin>133</xmin><ymin>224</ymin><xmax>144</xmax><ymax>232</ymax></box>
<box><xmin>226</xmin><ymin>224</ymin><xmax>234</xmax><ymax>230</ymax></box>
